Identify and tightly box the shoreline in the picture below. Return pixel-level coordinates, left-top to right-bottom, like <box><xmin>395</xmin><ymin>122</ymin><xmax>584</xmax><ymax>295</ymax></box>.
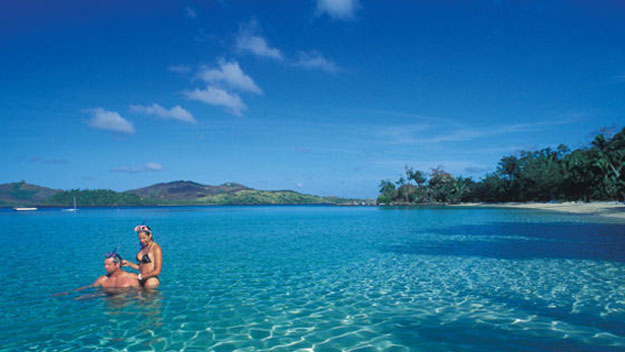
<box><xmin>450</xmin><ymin>201</ymin><xmax>625</xmax><ymax>221</ymax></box>
<box><xmin>0</xmin><ymin>203</ymin><xmax>376</xmax><ymax>211</ymax></box>
<box><xmin>4</xmin><ymin>202</ymin><xmax>624</xmax><ymax>220</ymax></box>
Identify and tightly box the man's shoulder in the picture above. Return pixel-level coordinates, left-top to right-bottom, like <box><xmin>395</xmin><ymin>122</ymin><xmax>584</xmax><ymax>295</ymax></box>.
<box><xmin>120</xmin><ymin>270</ymin><xmax>138</xmax><ymax>279</ymax></box>
<box><xmin>118</xmin><ymin>270</ymin><xmax>139</xmax><ymax>286</ymax></box>
<box><xmin>94</xmin><ymin>275</ymin><xmax>109</xmax><ymax>285</ymax></box>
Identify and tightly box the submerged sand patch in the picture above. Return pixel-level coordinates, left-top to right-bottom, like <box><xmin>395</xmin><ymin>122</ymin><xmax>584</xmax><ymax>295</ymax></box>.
<box><xmin>451</xmin><ymin>202</ymin><xmax>625</xmax><ymax>221</ymax></box>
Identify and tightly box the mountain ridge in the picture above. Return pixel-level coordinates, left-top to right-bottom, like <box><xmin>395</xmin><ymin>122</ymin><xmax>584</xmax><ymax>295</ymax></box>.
<box><xmin>0</xmin><ymin>180</ymin><xmax>365</xmax><ymax>207</ymax></box>
<box><xmin>127</xmin><ymin>180</ymin><xmax>251</xmax><ymax>200</ymax></box>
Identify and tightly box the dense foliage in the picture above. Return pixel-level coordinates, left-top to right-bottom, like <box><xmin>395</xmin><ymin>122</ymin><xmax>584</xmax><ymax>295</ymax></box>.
<box><xmin>46</xmin><ymin>189</ymin><xmax>156</xmax><ymax>207</ymax></box>
<box><xmin>378</xmin><ymin>127</ymin><xmax>625</xmax><ymax>204</ymax></box>
<box><xmin>46</xmin><ymin>189</ymin><xmax>352</xmax><ymax>206</ymax></box>
<box><xmin>190</xmin><ymin>190</ymin><xmax>349</xmax><ymax>205</ymax></box>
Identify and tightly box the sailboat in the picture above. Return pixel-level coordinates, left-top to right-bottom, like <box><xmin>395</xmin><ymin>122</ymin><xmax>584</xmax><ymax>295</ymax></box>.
<box><xmin>62</xmin><ymin>196</ymin><xmax>77</xmax><ymax>212</ymax></box>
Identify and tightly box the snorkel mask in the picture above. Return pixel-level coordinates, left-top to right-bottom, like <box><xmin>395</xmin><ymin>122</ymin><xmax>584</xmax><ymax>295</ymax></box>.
<box><xmin>105</xmin><ymin>246</ymin><xmax>123</xmax><ymax>264</ymax></box>
<box><xmin>134</xmin><ymin>224</ymin><xmax>152</xmax><ymax>234</ymax></box>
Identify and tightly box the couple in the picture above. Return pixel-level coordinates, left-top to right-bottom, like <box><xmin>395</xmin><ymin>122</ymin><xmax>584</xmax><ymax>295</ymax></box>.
<box><xmin>71</xmin><ymin>225</ymin><xmax>162</xmax><ymax>292</ymax></box>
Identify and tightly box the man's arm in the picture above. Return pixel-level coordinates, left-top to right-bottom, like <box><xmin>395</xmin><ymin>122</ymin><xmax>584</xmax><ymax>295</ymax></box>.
<box><xmin>53</xmin><ymin>276</ymin><xmax>106</xmax><ymax>296</ymax></box>
<box><xmin>92</xmin><ymin>275</ymin><xmax>106</xmax><ymax>287</ymax></box>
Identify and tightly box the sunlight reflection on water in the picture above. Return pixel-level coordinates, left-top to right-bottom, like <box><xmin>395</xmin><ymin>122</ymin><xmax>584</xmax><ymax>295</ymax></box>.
<box><xmin>1</xmin><ymin>206</ymin><xmax>624</xmax><ymax>351</ymax></box>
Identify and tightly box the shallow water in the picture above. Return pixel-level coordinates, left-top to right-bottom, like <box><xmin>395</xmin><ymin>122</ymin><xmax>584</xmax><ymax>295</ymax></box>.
<box><xmin>1</xmin><ymin>206</ymin><xmax>624</xmax><ymax>351</ymax></box>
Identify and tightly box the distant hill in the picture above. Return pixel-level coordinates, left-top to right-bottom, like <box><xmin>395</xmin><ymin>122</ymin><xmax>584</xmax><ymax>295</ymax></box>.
<box><xmin>46</xmin><ymin>189</ymin><xmax>155</xmax><ymax>207</ymax></box>
<box><xmin>0</xmin><ymin>181</ymin><xmax>62</xmax><ymax>207</ymax></box>
<box><xmin>127</xmin><ymin>180</ymin><xmax>351</xmax><ymax>205</ymax></box>
<box><xmin>192</xmin><ymin>189</ymin><xmax>348</xmax><ymax>205</ymax></box>
<box><xmin>0</xmin><ymin>180</ymin><xmax>366</xmax><ymax>207</ymax></box>
<box><xmin>127</xmin><ymin>180</ymin><xmax>250</xmax><ymax>200</ymax></box>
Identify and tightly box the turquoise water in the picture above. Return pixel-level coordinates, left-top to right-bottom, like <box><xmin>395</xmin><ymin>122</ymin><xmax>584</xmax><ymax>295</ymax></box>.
<box><xmin>1</xmin><ymin>206</ymin><xmax>625</xmax><ymax>351</ymax></box>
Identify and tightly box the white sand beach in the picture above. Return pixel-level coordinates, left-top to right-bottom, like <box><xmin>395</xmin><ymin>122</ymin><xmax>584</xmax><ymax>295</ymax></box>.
<box><xmin>452</xmin><ymin>201</ymin><xmax>625</xmax><ymax>221</ymax></box>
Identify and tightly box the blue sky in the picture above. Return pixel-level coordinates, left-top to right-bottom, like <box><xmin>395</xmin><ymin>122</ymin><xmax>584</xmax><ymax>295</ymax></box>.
<box><xmin>1</xmin><ymin>0</ymin><xmax>624</xmax><ymax>198</ymax></box>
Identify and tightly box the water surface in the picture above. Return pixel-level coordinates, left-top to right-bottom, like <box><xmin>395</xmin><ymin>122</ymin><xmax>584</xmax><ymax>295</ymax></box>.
<box><xmin>1</xmin><ymin>206</ymin><xmax>624</xmax><ymax>351</ymax></box>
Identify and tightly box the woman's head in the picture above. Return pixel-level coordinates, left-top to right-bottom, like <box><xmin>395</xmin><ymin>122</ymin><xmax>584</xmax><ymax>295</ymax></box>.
<box><xmin>135</xmin><ymin>224</ymin><xmax>153</xmax><ymax>247</ymax></box>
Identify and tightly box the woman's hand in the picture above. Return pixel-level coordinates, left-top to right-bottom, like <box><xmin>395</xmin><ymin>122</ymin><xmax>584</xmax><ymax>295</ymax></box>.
<box><xmin>122</xmin><ymin>260</ymin><xmax>139</xmax><ymax>271</ymax></box>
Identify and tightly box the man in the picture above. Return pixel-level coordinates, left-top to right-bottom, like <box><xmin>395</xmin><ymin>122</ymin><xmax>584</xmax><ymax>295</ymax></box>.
<box><xmin>92</xmin><ymin>252</ymin><xmax>140</xmax><ymax>288</ymax></box>
<box><xmin>55</xmin><ymin>252</ymin><xmax>139</xmax><ymax>295</ymax></box>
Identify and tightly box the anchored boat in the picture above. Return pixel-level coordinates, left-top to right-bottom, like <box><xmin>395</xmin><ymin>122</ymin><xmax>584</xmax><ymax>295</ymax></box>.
<box><xmin>62</xmin><ymin>196</ymin><xmax>77</xmax><ymax>212</ymax></box>
<box><xmin>14</xmin><ymin>207</ymin><xmax>37</xmax><ymax>211</ymax></box>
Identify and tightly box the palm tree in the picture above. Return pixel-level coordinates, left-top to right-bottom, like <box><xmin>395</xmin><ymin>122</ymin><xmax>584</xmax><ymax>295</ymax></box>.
<box><xmin>592</xmin><ymin>132</ymin><xmax>625</xmax><ymax>200</ymax></box>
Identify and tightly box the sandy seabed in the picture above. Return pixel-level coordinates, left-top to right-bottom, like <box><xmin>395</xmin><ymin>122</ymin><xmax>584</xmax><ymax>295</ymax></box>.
<box><xmin>452</xmin><ymin>201</ymin><xmax>625</xmax><ymax>221</ymax></box>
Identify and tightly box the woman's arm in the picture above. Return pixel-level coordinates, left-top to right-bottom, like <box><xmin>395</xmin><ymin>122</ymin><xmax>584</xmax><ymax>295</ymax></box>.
<box><xmin>141</xmin><ymin>244</ymin><xmax>162</xmax><ymax>279</ymax></box>
<box><xmin>121</xmin><ymin>259</ymin><xmax>140</xmax><ymax>271</ymax></box>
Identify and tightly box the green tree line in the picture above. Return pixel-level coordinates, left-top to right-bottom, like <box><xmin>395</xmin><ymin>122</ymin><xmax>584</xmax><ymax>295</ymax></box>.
<box><xmin>378</xmin><ymin>127</ymin><xmax>625</xmax><ymax>204</ymax></box>
<box><xmin>46</xmin><ymin>189</ymin><xmax>156</xmax><ymax>207</ymax></box>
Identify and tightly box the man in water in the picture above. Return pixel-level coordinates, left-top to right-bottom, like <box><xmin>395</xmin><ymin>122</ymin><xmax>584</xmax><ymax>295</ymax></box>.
<box><xmin>92</xmin><ymin>252</ymin><xmax>140</xmax><ymax>288</ymax></box>
<box><xmin>56</xmin><ymin>252</ymin><xmax>139</xmax><ymax>295</ymax></box>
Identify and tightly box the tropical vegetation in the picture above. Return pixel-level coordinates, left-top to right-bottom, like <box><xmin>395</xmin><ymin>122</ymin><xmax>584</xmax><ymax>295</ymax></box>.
<box><xmin>46</xmin><ymin>189</ymin><xmax>155</xmax><ymax>207</ymax></box>
<box><xmin>377</xmin><ymin>127</ymin><xmax>625</xmax><ymax>204</ymax></box>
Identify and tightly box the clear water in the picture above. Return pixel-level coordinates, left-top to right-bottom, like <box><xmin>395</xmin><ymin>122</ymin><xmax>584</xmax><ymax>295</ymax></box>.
<box><xmin>1</xmin><ymin>206</ymin><xmax>625</xmax><ymax>351</ymax></box>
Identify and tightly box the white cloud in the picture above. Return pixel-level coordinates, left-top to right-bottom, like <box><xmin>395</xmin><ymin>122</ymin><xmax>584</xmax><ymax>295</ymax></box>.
<box><xmin>185</xmin><ymin>86</ymin><xmax>246</xmax><ymax>116</ymax></box>
<box><xmin>112</xmin><ymin>162</ymin><xmax>164</xmax><ymax>174</ymax></box>
<box><xmin>198</xmin><ymin>59</ymin><xmax>262</xmax><ymax>94</ymax></box>
<box><xmin>293</xmin><ymin>51</ymin><xmax>340</xmax><ymax>73</ymax></box>
<box><xmin>28</xmin><ymin>156</ymin><xmax>68</xmax><ymax>164</ymax></box>
<box><xmin>316</xmin><ymin>0</ymin><xmax>359</xmax><ymax>20</ymax></box>
<box><xmin>168</xmin><ymin>65</ymin><xmax>191</xmax><ymax>74</ymax></box>
<box><xmin>385</xmin><ymin>120</ymin><xmax>578</xmax><ymax>145</ymax></box>
<box><xmin>235</xmin><ymin>20</ymin><xmax>283</xmax><ymax>60</ymax></box>
<box><xmin>184</xmin><ymin>6</ymin><xmax>197</xmax><ymax>19</ymax></box>
<box><xmin>84</xmin><ymin>108</ymin><xmax>135</xmax><ymax>134</ymax></box>
<box><xmin>381</xmin><ymin>124</ymin><xmax>431</xmax><ymax>144</ymax></box>
<box><xmin>130</xmin><ymin>104</ymin><xmax>196</xmax><ymax>123</ymax></box>
<box><xmin>144</xmin><ymin>162</ymin><xmax>164</xmax><ymax>171</ymax></box>
<box><xmin>372</xmin><ymin>159</ymin><xmax>487</xmax><ymax>176</ymax></box>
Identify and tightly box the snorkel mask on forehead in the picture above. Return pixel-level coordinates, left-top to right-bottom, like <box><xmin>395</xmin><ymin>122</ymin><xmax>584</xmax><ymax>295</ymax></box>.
<box><xmin>134</xmin><ymin>224</ymin><xmax>152</xmax><ymax>234</ymax></box>
<box><xmin>135</xmin><ymin>224</ymin><xmax>153</xmax><ymax>249</ymax></box>
<box><xmin>105</xmin><ymin>247</ymin><xmax>122</xmax><ymax>264</ymax></box>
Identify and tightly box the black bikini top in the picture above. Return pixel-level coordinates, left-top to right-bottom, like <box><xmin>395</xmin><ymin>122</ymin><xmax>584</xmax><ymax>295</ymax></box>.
<box><xmin>141</xmin><ymin>254</ymin><xmax>151</xmax><ymax>264</ymax></box>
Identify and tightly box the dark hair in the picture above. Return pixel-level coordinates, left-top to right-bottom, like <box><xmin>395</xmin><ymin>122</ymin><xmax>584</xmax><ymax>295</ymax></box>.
<box><xmin>105</xmin><ymin>252</ymin><xmax>123</xmax><ymax>265</ymax></box>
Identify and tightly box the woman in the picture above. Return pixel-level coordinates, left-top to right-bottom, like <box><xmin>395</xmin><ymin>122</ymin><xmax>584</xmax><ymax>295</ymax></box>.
<box><xmin>122</xmin><ymin>225</ymin><xmax>162</xmax><ymax>288</ymax></box>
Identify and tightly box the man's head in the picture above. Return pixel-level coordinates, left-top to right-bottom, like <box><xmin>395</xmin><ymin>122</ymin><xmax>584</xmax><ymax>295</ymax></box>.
<box><xmin>104</xmin><ymin>252</ymin><xmax>122</xmax><ymax>274</ymax></box>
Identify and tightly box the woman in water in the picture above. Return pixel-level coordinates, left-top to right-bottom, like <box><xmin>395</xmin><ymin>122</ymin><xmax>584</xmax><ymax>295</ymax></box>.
<box><xmin>122</xmin><ymin>225</ymin><xmax>162</xmax><ymax>288</ymax></box>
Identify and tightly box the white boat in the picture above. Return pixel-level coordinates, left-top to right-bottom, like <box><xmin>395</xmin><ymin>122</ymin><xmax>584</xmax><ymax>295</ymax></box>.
<box><xmin>14</xmin><ymin>207</ymin><xmax>37</xmax><ymax>211</ymax></box>
<box><xmin>62</xmin><ymin>196</ymin><xmax>77</xmax><ymax>212</ymax></box>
